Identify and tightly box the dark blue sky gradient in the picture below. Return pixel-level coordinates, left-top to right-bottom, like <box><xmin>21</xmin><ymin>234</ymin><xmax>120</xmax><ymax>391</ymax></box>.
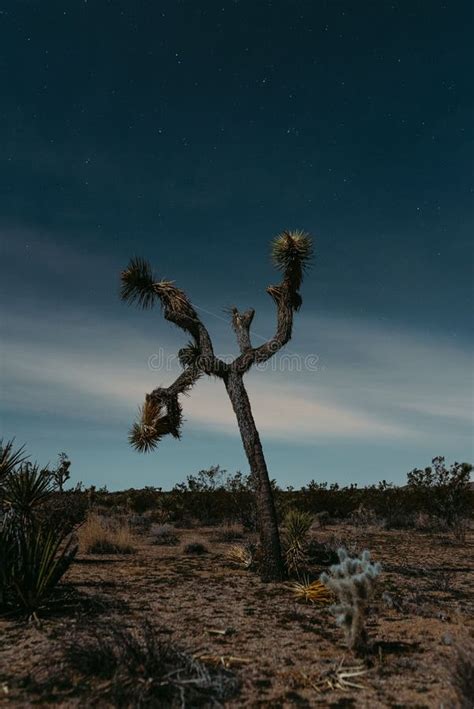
<box><xmin>1</xmin><ymin>1</ymin><xmax>472</xmax><ymax>488</ymax></box>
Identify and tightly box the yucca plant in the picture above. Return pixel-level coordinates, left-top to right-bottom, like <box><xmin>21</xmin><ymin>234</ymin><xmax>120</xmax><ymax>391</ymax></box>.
<box><xmin>2</xmin><ymin>462</ymin><xmax>53</xmax><ymax>516</ymax></box>
<box><xmin>0</xmin><ymin>517</ymin><xmax>16</xmax><ymax>607</ymax></box>
<box><xmin>0</xmin><ymin>441</ymin><xmax>78</xmax><ymax>618</ymax></box>
<box><xmin>2</xmin><ymin>518</ymin><xmax>77</xmax><ymax>617</ymax></box>
<box><xmin>282</xmin><ymin>508</ymin><xmax>313</xmax><ymax>574</ymax></box>
<box><xmin>0</xmin><ymin>439</ymin><xmax>27</xmax><ymax>487</ymax></box>
<box><xmin>120</xmin><ymin>230</ymin><xmax>314</xmax><ymax>581</ymax></box>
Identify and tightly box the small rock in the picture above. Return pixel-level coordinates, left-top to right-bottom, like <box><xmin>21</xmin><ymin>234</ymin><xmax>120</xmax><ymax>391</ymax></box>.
<box><xmin>441</xmin><ymin>632</ymin><xmax>453</xmax><ymax>646</ymax></box>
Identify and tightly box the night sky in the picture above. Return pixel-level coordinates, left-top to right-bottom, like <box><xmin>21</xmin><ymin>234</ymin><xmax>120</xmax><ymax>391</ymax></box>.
<box><xmin>1</xmin><ymin>0</ymin><xmax>472</xmax><ymax>489</ymax></box>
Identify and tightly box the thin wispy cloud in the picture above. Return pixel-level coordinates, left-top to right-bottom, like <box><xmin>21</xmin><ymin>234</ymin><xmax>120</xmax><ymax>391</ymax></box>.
<box><xmin>2</xmin><ymin>304</ymin><xmax>471</xmax><ymax>445</ymax></box>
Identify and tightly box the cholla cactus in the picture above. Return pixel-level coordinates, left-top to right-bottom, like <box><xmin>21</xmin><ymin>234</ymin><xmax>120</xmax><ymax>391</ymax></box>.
<box><xmin>320</xmin><ymin>548</ymin><xmax>381</xmax><ymax>654</ymax></box>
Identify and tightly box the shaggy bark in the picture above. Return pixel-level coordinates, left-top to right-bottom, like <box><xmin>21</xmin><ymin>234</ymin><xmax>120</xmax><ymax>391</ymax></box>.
<box><xmin>224</xmin><ymin>371</ymin><xmax>284</xmax><ymax>581</ymax></box>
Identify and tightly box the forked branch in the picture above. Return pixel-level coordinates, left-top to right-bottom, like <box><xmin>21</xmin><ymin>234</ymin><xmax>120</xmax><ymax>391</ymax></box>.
<box><xmin>231</xmin><ymin>230</ymin><xmax>313</xmax><ymax>373</ymax></box>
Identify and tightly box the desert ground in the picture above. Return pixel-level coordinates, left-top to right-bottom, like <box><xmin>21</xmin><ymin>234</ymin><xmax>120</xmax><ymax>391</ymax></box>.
<box><xmin>1</xmin><ymin>522</ymin><xmax>472</xmax><ymax>708</ymax></box>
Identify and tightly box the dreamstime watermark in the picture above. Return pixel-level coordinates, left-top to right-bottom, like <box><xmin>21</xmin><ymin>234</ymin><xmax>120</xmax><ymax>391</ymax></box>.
<box><xmin>148</xmin><ymin>348</ymin><xmax>320</xmax><ymax>373</ymax></box>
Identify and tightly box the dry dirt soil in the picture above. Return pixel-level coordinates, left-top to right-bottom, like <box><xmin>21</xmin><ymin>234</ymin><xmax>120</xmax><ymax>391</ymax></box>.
<box><xmin>1</xmin><ymin>524</ymin><xmax>473</xmax><ymax>708</ymax></box>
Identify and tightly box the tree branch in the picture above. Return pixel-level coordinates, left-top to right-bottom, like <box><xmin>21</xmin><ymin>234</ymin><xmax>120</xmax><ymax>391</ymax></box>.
<box><xmin>230</xmin><ymin>307</ymin><xmax>255</xmax><ymax>353</ymax></box>
<box><xmin>231</xmin><ymin>281</ymin><xmax>295</xmax><ymax>373</ymax></box>
<box><xmin>129</xmin><ymin>366</ymin><xmax>201</xmax><ymax>452</ymax></box>
<box><xmin>153</xmin><ymin>281</ymin><xmax>227</xmax><ymax>377</ymax></box>
<box><xmin>229</xmin><ymin>230</ymin><xmax>312</xmax><ymax>374</ymax></box>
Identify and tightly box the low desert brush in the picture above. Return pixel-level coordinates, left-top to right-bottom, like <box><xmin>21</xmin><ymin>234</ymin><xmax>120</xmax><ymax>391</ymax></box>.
<box><xmin>149</xmin><ymin>523</ymin><xmax>179</xmax><ymax>546</ymax></box>
<box><xmin>183</xmin><ymin>540</ymin><xmax>209</xmax><ymax>555</ymax></box>
<box><xmin>211</xmin><ymin>524</ymin><xmax>244</xmax><ymax>543</ymax></box>
<box><xmin>42</xmin><ymin>620</ymin><xmax>240</xmax><ymax>706</ymax></box>
<box><xmin>79</xmin><ymin>514</ymin><xmax>135</xmax><ymax>554</ymax></box>
<box><xmin>450</xmin><ymin>642</ymin><xmax>474</xmax><ymax>709</ymax></box>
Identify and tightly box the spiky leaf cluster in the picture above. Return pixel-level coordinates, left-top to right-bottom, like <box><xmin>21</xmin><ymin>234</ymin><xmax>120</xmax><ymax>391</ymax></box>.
<box><xmin>271</xmin><ymin>230</ymin><xmax>313</xmax><ymax>291</ymax></box>
<box><xmin>282</xmin><ymin>508</ymin><xmax>313</xmax><ymax>573</ymax></box>
<box><xmin>178</xmin><ymin>341</ymin><xmax>201</xmax><ymax>369</ymax></box>
<box><xmin>0</xmin><ymin>439</ymin><xmax>27</xmax><ymax>486</ymax></box>
<box><xmin>129</xmin><ymin>395</ymin><xmax>183</xmax><ymax>453</ymax></box>
<box><xmin>320</xmin><ymin>548</ymin><xmax>381</xmax><ymax>653</ymax></box>
<box><xmin>290</xmin><ymin>578</ymin><xmax>333</xmax><ymax>604</ymax></box>
<box><xmin>120</xmin><ymin>257</ymin><xmax>157</xmax><ymax>309</ymax></box>
<box><xmin>2</xmin><ymin>462</ymin><xmax>54</xmax><ymax>515</ymax></box>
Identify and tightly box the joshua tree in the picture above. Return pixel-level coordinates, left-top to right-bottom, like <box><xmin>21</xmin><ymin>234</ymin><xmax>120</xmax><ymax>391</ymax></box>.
<box><xmin>120</xmin><ymin>230</ymin><xmax>313</xmax><ymax>581</ymax></box>
<box><xmin>50</xmin><ymin>452</ymin><xmax>71</xmax><ymax>493</ymax></box>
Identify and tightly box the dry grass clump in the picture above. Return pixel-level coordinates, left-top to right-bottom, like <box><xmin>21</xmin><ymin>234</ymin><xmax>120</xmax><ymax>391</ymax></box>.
<box><xmin>450</xmin><ymin>642</ymin><xmax>474</xmax><ymax>708</ymax></box>
<box><xmin>79</xmin><ymin>514</ymin><xmax>136</xmax><ymax>555</ymax></box>
<box><xmin>226</xmin><ymin>544</ymin><xmax>253</xmax><ymax>569</ymax></box>
<box><xmin>28</xmin><ymin>620</ymin><xmax>240</xmax><ymax>706</ymax></box>
<box><xmin>210</xmin><ymin>524</ymin><xmax>244</xmax><ymax>543</ymax></box>
<box><xmin>149</xmin><ymin>523</ymin><xmax>179</xmax><ymax>546</ymax></box>
<box><xmin>289</xmin><ymin>578</ymin><xmax>333</xmax><ymax>605</ymax></box>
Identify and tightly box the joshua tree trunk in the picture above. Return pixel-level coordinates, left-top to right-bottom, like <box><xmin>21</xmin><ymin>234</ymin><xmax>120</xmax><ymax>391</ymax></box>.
<box><xmin>224</xmin><ymin>371</ymin><xmax>284</xmax><ymax>581</ymax></box>
<box><xmin>120</xmin><ymin>230</ymin><xmax>313</xmax><ymax>582</ymax></box>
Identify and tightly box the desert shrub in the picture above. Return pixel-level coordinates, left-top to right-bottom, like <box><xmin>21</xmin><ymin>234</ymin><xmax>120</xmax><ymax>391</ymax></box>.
<box><xmin>348</xmin><ymin>504</ymin><xmax>379</xmax><ymax>527</ymax></box>
<box><xmin>452</xmin><ymin>517</ymin><xmax>470</xmax><ymax>543</ymax></box>
<box><xmin>183</xmin><ymin>541</ymin><xmax>209</xmax><ymax>555</ymax></box>
<box><xmin>54</xmin><ymin>620</ymin><xmax>240</xmax><ymax>706</ymax></box>
<box><xmin>306</xmin><ymin>538</ymin><xmax>339</xmax><ymax>566</ymax></box>
<box><xmin>125</xmin><ymin>486</ymin><xmax>162</xmax><ymax>514</ymax></box>
<box><xmin>37</xmin><ymin>487</ymin><xmax>88</xmax><ymax>535</ymax></box>
<box><xmin>79</xmin><ymin>514</ymin><xmax>135</xmax><ymax>554</ymax></box>
<box><xmin>210</xmin><ymin>524</ymin><xmax>244</xmax><ymax>543</ymax></box>
<box><xmin>282</xmin><ymin>509</ymin><xmax>313</xmax><ymax>574</ymax></box>
<box><xmin>314</xmin><ymin>510</ymin><xmax>330</xmax><ymax>529</ymax></box>
<box><xmin>407</xmin><ymin>457</ymin><xmax>473</xmax><ymax>530</ymax></box>
<box><xmin>320</xmin><ymin>548</ymin><xmax>382</xmax><ymax>654</ymax></box>
<box><xmin>149</xmin><ymin>523</ymin><xmax>179</xmax><ymax>546</ymax></box>
<box><xmin>171</xmin><ymin>467</ymin><xmax>256</xmax><ymax>527</ymax></box>
<box><xmin>450</xmin><ymin>642</ymin><xmax>474</xmax><ymax>708</ymax></box>
<box><xmin>128</xmin><ymin>513</ymin><xmax>152</xmax><ymax>534</ymax></box>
